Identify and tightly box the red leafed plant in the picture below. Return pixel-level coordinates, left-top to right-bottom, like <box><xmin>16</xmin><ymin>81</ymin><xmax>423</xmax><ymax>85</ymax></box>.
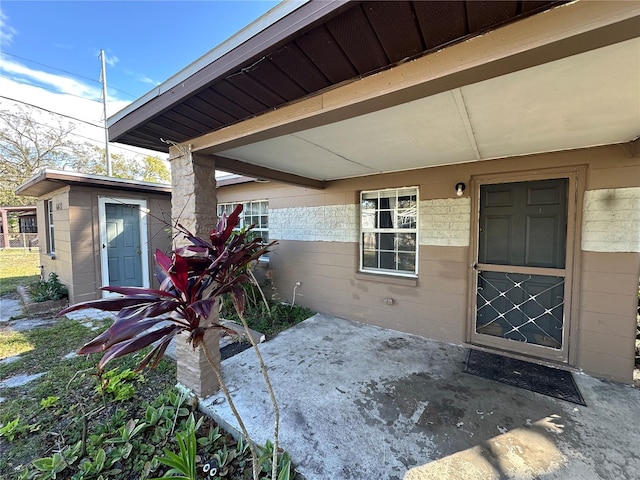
<box><xmin>57</xmin><ymin>204</ymin><xmax>280</xmax><ymax>480</ymax></box>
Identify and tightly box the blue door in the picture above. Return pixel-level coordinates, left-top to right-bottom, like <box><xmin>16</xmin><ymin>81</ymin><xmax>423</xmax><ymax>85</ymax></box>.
<box><xmin>105</xmin><ymin>203</ymin><xmax>143</xmax><ymax>287</ymax></box>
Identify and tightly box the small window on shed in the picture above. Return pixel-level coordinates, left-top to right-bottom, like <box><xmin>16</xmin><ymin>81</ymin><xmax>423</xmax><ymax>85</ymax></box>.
<box><xmin>46</xmin><ymin>199</ymin><xmax>55</xmax><ymax>254</ymax></box>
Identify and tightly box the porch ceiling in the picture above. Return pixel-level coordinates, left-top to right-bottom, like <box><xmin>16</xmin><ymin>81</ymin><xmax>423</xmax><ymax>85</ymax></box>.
<box><xmin>110</xmin><ymin>0</ymin><xmax>562</xmax><ymax>152</ymax></box>
<box><xmin>214</xmin><ymin>37</ymin><xmax>640</xmax><ymax>182</ymax></box>
<box><xmin>109</xmin><ymin>0</ymin><xmax>640</xmax><ymax>186</ymax></box>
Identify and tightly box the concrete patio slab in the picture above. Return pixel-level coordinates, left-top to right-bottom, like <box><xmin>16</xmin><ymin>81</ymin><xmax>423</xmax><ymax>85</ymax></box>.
<box><xmin>200</xmin><ymin>314</ymin><xmax>640</xmax><ymax>480</ymax></box>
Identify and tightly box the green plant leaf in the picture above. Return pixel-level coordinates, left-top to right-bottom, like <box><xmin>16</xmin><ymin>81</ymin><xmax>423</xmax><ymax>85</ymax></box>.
<box><xmin>0</xmin><ymin>417</ymin><xmax>21</xmax><ymax>441</ymax></box>
<box><xmin>32</xmin><ymin>457</ymin><xmax>54</xmax><ymax>471</ymax></box>
<box><xmin>50</xmin><ymin>452</ymin><xmax>67</xmax><ymax>474</ymax></box>
<box><xmin>40</xmin><ymin>396</ymin><xmax>60</xmax><ymax>409</ymax></box>
<box><xmin>94</xmin><ymin>448</ymin><xmax>106</xmax><ymax>472</ymax></box>
<box><xmin>277</xmin><ymin>460</ymin><xmax>291</xmax><ymax>480</ymax></box>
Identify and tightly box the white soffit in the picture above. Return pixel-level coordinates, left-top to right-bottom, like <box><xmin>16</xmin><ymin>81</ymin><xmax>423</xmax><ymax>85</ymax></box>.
<box><xmin>218</xmin><ymin>38</ymin><xmax>640</xmax><ymax>181</ymax></box>
<box><xmin>463</xmin><ymin>37</ymin><xmax>640</xmax><ymax>159</ymax></box>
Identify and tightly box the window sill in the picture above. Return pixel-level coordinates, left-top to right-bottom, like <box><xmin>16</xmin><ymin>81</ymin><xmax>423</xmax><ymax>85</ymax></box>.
<box><xmin>355</xmin><ymin>272</ymin><xmax>418</xmax><ymax>287</ymax></box>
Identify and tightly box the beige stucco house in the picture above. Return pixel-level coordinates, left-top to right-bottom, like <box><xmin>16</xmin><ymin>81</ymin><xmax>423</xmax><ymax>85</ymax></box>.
<box><xmin>16</xmin><ymin>169</ymin><xmax>172</xmax><ymax>305</ymax></box>
<box><xmin>105</xmin><ymin>0</ymin><xmax>639</xmax><ymax>393</ymax></box>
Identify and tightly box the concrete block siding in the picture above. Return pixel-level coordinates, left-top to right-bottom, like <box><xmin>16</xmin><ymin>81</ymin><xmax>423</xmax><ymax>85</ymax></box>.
<box><xmin>270</xmin><ymin>204</ymin><xmax>358</xmax><ymax>242</ymax></box>
<box><xmin>582</xmin><ymin>187</ymin><xmax>640</xmax><ymax>253</ymax></box>
<box><xmin>270</xmin><ymin>198</ymin><xmax>471</xmax><ymax>247</ymax></box>
<box><xmin>420</xmin><ymin>198</ymin><xmax>471</xmax><ymax>247</ymax></box>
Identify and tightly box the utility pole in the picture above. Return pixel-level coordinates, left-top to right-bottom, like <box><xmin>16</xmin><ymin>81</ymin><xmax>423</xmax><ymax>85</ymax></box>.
<box><xmin>100</xmin><ymin>49</ymin><xmax>112</xmax><ymax>176</ymax></box>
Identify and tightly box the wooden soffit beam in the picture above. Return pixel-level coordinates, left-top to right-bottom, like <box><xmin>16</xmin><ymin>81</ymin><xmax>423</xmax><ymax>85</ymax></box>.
<box><xmin>213</xmin><ymin>155</ymin><xmax>326</xmax><ymax>189</ymax></box>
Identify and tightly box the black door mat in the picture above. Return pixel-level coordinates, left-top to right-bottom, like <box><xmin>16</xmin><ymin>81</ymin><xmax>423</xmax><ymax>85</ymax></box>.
<box><xmin>221</xmin><ymin>342</ymin><xmax>251</xmax><ymax>361</ymax></box>
<box><xmin>464</xmin><ymin>349</ymin><xmax>586</xmax><ymax>406</ymax></box>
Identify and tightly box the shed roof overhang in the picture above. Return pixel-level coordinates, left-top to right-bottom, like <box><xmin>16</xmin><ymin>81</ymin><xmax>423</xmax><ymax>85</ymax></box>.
<box><xmin>108</xmin><ymin>0</ymin><xmax>640</xmax><ymax>188</ymax></box>
<box><xmin>16</xmin><ymin>169</ymin><xmax>172</xmax><ymax>198</ymax></box>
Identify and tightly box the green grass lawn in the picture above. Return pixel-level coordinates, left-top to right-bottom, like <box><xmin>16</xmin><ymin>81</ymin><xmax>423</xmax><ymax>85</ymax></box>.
<box><xmin>0</xmin><ymin>249</ymin><xmax>40</xmax><ymax>296</ymax></box>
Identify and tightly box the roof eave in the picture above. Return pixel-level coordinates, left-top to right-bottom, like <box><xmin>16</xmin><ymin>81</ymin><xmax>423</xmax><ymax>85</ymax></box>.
<box><xmin>107</xmin><ymin>0</ymin><xmax>351</xmax><ymax>145</ymax></box>
<box><xmin>16</xmin><ymin>168</ymin><xmax>172</xmax><ymax>198</ymax></box>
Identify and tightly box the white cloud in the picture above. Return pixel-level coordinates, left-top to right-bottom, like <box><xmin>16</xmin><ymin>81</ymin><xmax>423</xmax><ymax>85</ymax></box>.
<box><xmin>0</xmin><ymin>72</ymin><xmax>166</xmax><ymax>161</ymax></box>
<box><xmin>0</xmin><ymin>14</ymin><xmax>167</xmax><ymax>166</ymax></box>
<box><xmin>0</xmin><ymin>56</ymin><xmax>101</xmax><ymax>100</ymax></box>
<box><xmin>105</xmin><ymin>53</ymin><xmax>119</xmax><ymax>68</ymax></box>
<box><xmin>0</xmin><ymin>10</ymin><xmax>17</xmax><ymax>48</ymax></box>
<box><xmin>134</xmin><ymin>72</ymin><xmax>160</xmax><ymax>86</ymax></box>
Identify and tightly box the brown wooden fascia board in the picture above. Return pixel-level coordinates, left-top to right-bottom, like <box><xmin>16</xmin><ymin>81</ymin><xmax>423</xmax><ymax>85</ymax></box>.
<box><xmin>189</xmin><ymin>1</ymin><xmax>640</xmax><ymax>154</ymax></box>
<box><xmin>108</xmin><ymin>0</ymin><xmax>352</xmax><ymax>143</ymax></box>
<box><xmin>624</xmin><ymin>136</ymin><xmax>640</xmax><ymax>158</ymax></box>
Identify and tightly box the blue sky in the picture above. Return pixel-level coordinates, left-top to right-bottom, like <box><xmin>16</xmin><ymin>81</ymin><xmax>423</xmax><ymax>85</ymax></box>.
<box><xmin>0</xmin><ymin>0</ymin><xmax>282</xmax><ymax>158</ymax></box>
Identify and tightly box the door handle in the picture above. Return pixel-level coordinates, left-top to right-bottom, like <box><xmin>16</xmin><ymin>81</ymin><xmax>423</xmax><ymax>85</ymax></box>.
<box><xmin>102</xmin><ymin>243</ymin><xmax>106</xmax><ymax>249</ymax></box>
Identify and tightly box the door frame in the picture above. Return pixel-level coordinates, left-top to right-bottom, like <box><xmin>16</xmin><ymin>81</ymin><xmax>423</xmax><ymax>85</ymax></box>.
<box><xmin>467</xmin><ymin>165</ymin><xmax>586</xmax><ymax>366</ymax></box>
<box><xmin>98</xmin><ymin>197</ymin><xmax>150</xmax><ymax>296</ymax></box>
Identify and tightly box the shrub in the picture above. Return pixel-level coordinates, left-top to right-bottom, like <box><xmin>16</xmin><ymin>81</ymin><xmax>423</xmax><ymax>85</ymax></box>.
<box><xmin>29</xmin><ymin>272</ymin><xmax>68</xmax><ymax>303</ymax></box>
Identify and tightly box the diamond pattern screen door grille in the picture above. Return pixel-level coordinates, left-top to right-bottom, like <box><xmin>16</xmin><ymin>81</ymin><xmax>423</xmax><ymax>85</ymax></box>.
<box><xmin>476</xmin><ymin>271</ymin><xmax>565</xmax><ymax>349</ymax></box>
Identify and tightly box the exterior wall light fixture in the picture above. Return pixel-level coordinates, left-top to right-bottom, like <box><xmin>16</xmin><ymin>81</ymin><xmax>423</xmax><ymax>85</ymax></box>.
<box><xmin>455</xmin><ymin>182</ymin><xmax>466</xmax><ymax>197</ymax></box>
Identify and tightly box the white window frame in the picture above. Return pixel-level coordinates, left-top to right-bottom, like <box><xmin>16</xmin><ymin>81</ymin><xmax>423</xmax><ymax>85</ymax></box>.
<box><xmin>217</xmin><ymin>200</ymin><xmax>269</xmax><ymax>244</ymax></box>
<box><xmin>360</xmin><ymin>187</ymin><xmax>419</xmax><ymax>277</ymax></box>
<box><xmin>46</xmin><ymin>199</ymin><xmax>55</xmax><ymax>254</ymax></box>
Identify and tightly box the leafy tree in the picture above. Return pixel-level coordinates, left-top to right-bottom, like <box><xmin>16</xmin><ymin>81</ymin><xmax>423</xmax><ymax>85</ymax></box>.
<box><xmin>68</xmin><ymin>145</ymin><xmax>170</xmax><ymax>183</ymax></box>
<box><xmin>0</xmin><ymin>107</ymin><xmax>77</xmax><ymax>205</ymax></box>
<box><xmin>109</xmin><ymin>154</ymin><xmax>170</xmax><ymax>184</ymax></box>
<box><xmin>139</xmin><ymin>155</ymin><xmax>171</xmax><ymax>184</ymax></box>
<box><xmin>0</xmin><ymin>107</ymin><xmax>170</xmax><ymax>206</ymax></box>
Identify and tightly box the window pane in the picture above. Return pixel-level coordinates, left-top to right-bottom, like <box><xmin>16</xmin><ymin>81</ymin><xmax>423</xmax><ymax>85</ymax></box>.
<box><xmin>397</xmin><ymin>252</ymin><xmax>416</xmax><ymax>272</ymax></box>
<box><xmin>362</xmin><ymin>199</ymin><xmax>377</xmax><ymax>210</ymax></box>
<box><xmin>363</xmin><ymin>250</ymin><xmax>378</xmax><ymax>268</ymax></box>
<box><xmin>362</xmin><ymin>211</ymin><xmax>376</xmax><ymax>229</ymax></box>
<box><xmin>397</xmin><ymin>194</ymin><xmax>417</xmax><ymax>209</ymax></box>
<box><xmin>380</xmin><ymin>252</ymin><xmax>395</xmax><ymax>270</ymax></box>
<box><xmin>396</xmin><ymin>233</ymin><xmax>416</xmax><ymax>251</ymax></box>
<box><xmin>379</xmin><ymin>210</ymin><xmax>394</xmax><ymax>228</ymax></box>
<box><xmin>362</xmin><ymin>191</ymin><xmax>378</xmax><ymax>201</ymax></box>
<box><xmin>397</xmin><ymin>212</ymin><xmax>416</xmax><ymax>229</ymax></box>
<box><xmin>363</xmin><ymin>232</ymin><xmax>377</xmax><ymax>251</ymax></box>
<box><xmin>379</xmin><ymin>233</ymin><xmax>395</xmax><ymax>250</ymax></box>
